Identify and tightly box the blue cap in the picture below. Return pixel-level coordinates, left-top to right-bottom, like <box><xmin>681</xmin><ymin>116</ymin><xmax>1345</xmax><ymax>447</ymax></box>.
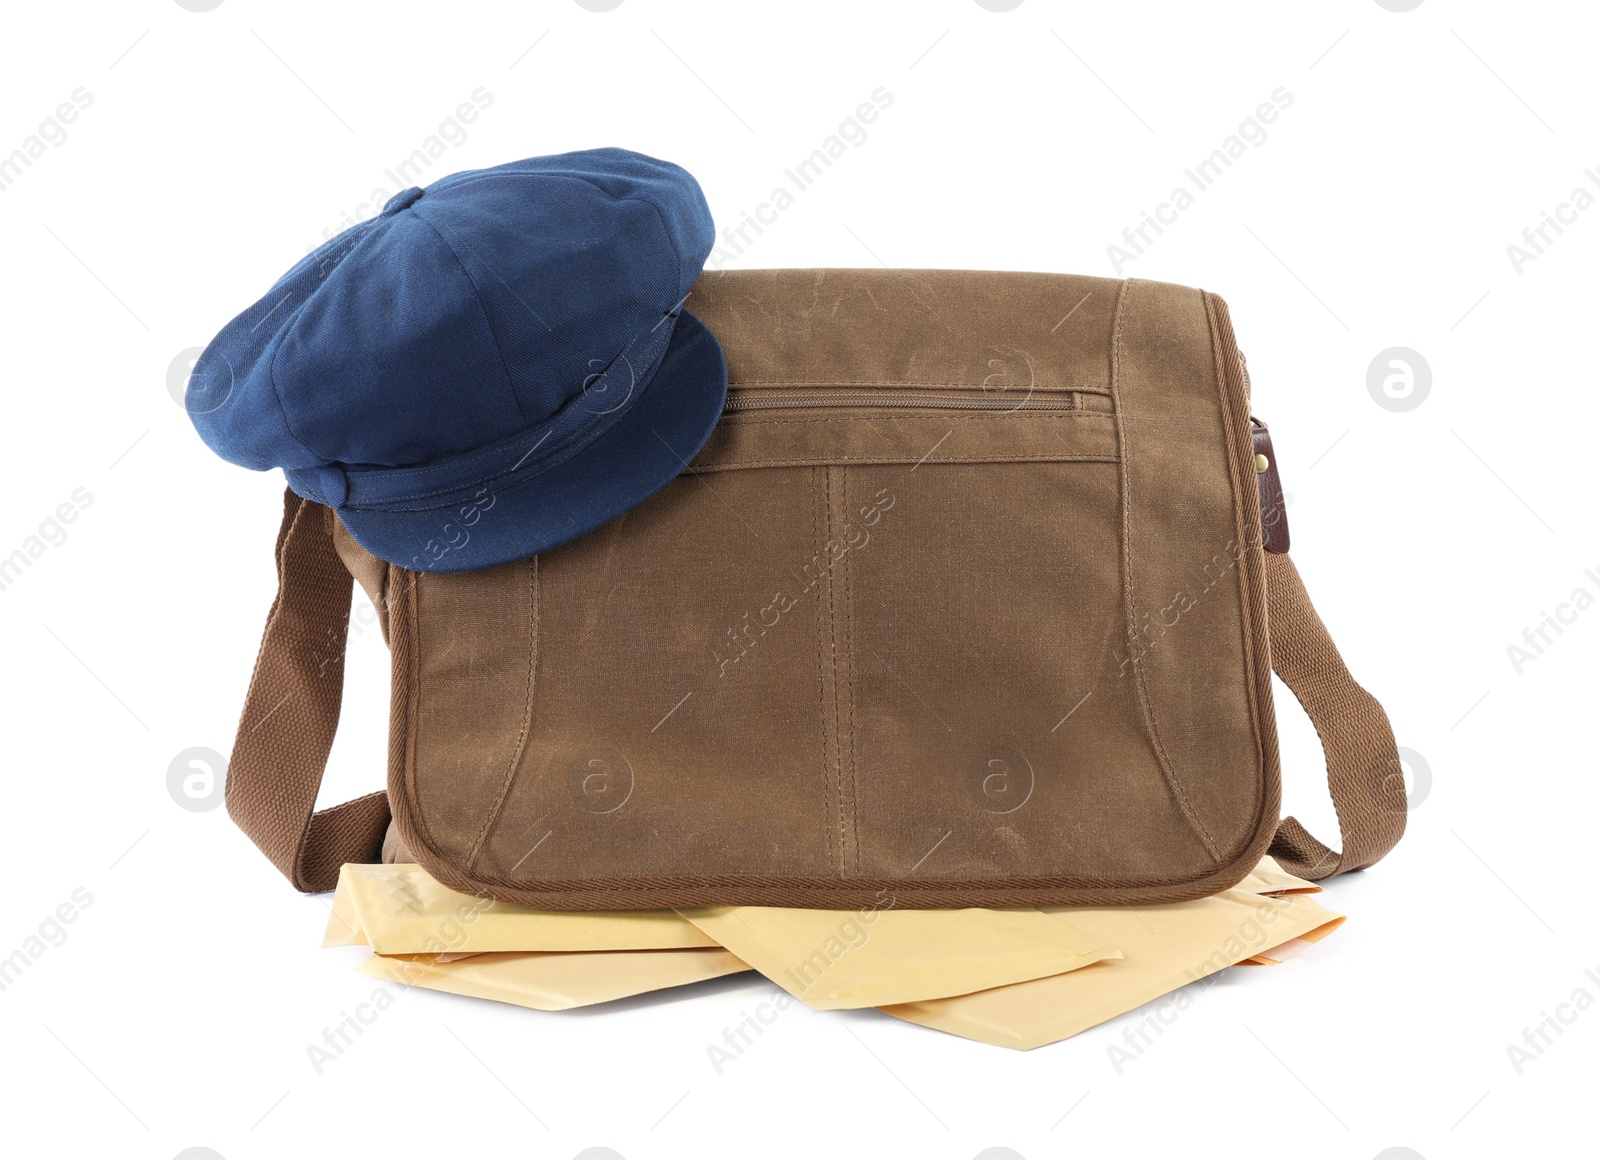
<box><xmin>187</xmin><ymin>148</ymin><xmax>727</xmax><ymax>572</ymax></box>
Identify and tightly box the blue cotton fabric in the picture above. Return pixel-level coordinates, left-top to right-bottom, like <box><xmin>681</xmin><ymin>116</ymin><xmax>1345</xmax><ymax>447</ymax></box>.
<box><xmin>188</xmin><ymin>147</ymin><xmax>727</xmax><ymax>572</ymax></box>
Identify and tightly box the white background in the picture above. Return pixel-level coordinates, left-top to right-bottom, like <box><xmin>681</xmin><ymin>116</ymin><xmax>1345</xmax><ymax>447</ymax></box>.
<box><xmin>1</xmin><ymin>2</ymin><xmax>1595</xmax><ymax>1157</ymax></box>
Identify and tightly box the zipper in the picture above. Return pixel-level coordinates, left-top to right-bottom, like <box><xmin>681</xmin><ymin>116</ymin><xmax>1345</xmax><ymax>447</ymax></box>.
<box><xmin>725</xmin><ymin>388</ymin><xmax>1085</xmax><ymax>413</ymax></box>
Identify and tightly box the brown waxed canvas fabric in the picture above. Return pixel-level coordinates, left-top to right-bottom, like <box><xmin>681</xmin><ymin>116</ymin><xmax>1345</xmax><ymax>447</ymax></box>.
<box><xmin>225</xmin><ymin>271</ymin><xmax>1407</xmax><ymax>908</ymax></box>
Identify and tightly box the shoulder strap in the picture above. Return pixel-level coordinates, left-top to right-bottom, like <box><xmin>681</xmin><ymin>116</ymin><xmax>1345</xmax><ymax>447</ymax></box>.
<box><xmin>224</xmin><ymin>491</ymin><xmax>1403</xmax><ymax>891</ymax></box>
<box><xmin>224</xmin><ymin>490</ymin><xmax>389</xmax><ymax>892</ymax></box>
<box><xmin>1262</xmin><ymin>551</ymin><xmax>1406</xmax><ymax>879</ymax></box>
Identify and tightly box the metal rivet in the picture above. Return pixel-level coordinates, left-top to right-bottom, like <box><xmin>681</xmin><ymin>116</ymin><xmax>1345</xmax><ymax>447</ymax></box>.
<box><xmin>1254</xmin><ymin>453</ymin><xmax>1270</xmax><ymax>474</ymax></box>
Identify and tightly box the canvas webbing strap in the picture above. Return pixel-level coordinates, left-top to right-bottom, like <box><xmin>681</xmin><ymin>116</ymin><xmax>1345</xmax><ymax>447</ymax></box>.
<box><xmin>224</xmin><ymin>491</ymin><xmax>388</xmax><ymax>892</ymax></box>
<box><xmin>224</xmin><ymin>490</ymin><xmax>1403</xmax><ymax>892</ymax></box>
<box><xmin>1261</xmin><ymin>551</ymin><xmax>1407</xmax><ymax>879</ymax></box>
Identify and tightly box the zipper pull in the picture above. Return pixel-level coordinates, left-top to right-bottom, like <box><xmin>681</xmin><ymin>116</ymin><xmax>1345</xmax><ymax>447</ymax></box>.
<box><xmin>1250</xmin><ymin>417</ymin><xmax>1290</xmax><ymax>555</ymax></box>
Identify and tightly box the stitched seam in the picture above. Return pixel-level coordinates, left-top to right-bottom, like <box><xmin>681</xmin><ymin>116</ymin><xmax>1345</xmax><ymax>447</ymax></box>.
<box><xmin>842</xmin><ymin>467</ymin><xmax>861</xmax><ymax>875</ymax></box>
<box><xmin>373</xmin><ymin>863</ymin><xmax>1264</xmax><ymax>904</ymax></box>
<box><xmin>824</xmin><ymin>466</ymin><xmax>847</xmax><ymax>876</ymax></box>
<box><xmin>613</xmin><ymin>193</ymin><xmax>690</xmax><ymax>301</ymax></box>
<box><xmin>1111</xmin><ymin>279</ymin><xmax>1220</xmax><ymax>859</ymax></box>
<box><xmin>265</xmin><ymin>301</ymin><xmax>340</xmax><ymax>465</ymax></box>
<box><xmin>264</xmin><ymin>223</ymin><xmax>382</xmax><ymax>464</ymax></box>
<box><xmin>464</xmin><ymin>556</ymin><xmax>539</xmax><ymax>870</ymax></box>
<box><xmin>393</xmin><ymin>570</ymin><xmax>441</xmax><ymax>859</ymax></box>
<box><xmin>812</xmin><ymin>467</ymin><xmax>833</xmax><ymax>872</ymax></box>
<box><xmin>1203</xmin><ymin>291</ymin><xmax>1279</xmax><ymax>865</ymax></box>
<box><xmin>1116</xmin><ymin>286</ymin><xmax>1220</xmax><ymax>854</ymax></box>
<box><xmin>409</xmin><ymin>207</ymin><xmax>528</xmax><ymax>425</ymax></box>
<box><xmin>421</xmin><ymin>170</ymin><xmax>685</xmax><ymax>305</ymax></box>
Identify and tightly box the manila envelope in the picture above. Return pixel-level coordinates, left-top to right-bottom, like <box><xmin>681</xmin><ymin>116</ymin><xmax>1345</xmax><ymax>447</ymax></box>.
<box><xmin>323</xmin><ymin>863</ymin><xmax>715</xmax><ymax>955</ymax></box>
<box><xmin>1235</xmin><ymin>855</ymin><xmax>1321</xmax><ymax>897</ymax></box>
<box><xmin>880</xmin><ymin>889</ymin><xmax>1344</xmax><ymax>1049</ymax></box>
<box><xmin>357</xmin><ymin>947</ymin><xmax>750</xmax><ymax>1011</ymax></box>
<box><xmin>1233</xmin><ymin>856</ymin><xmax>1322</xmax><ymax>963</ymax></box>
<box><xmin>681</xmin><ymin>904</ymin><xmax>1118</xmax><ymax>1010</ymax></box>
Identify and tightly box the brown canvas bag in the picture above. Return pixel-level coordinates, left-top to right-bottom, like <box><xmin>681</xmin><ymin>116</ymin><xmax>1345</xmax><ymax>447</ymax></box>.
<box><xmin>223</xmin><ymin>270</ymin><xmax>1405</xmax><ymax>909</ymax></box>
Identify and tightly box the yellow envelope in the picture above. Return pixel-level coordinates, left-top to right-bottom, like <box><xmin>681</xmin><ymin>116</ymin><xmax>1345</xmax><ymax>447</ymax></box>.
<box><xmin>358</xmin><ymin>947</ymin><xmax>750</xmax><ymax>1011</ymax></box>
<box><xmin>881</xmin><ymin>890</ymin><xmax>1343</xmax><ymax>1049</ymax></box>
<box><xmin>1235</xmin><ymin>855</ymin><xmax>1321</xmax><ymax>896</ymax></box>
<box><xmin>1218</xmin><ymin>858</ymin><xmax>1321</xmax><ymax>963</ymax></box>
<box><xmin>1240</xmin><ymin>918</ymin><xmax>1343</xmax><ymax>965</ymax></box>
<box><xmin>323</xmin><ymin>863</ymin><xmax>716</xmax><ymax>955</ymax></box>
<box><xmin>680</xmin><ymin>902</ymin><xmax>1118</xmax><ymax>1010</ymax></box>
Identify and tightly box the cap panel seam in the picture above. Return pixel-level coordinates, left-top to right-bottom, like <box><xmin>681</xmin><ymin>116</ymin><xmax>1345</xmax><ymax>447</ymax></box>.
<box><xmin>422</xmin><ymin>169</ymin><xmax>689</xmax><ymax>306</ymax></box>
<box><xmin>408</xmin><ymin>205</ymin><xmax>529</xmax><ymax>426</ymax></box>
<box><xmin>614</xmin><ymin>193</ymin><xmax>689</xmax><ymax>303</ymax></box>
<box><xmin>264</xmin><ymin>221</ymin><xmax>382</xmax><ymax>465</ymax></box>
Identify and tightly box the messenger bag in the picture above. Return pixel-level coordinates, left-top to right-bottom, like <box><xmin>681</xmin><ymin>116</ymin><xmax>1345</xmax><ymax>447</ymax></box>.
<box><xmin>221</xmin><ymin>270</ymin><xmax>1406</xmax><ymax>908</ymax></box>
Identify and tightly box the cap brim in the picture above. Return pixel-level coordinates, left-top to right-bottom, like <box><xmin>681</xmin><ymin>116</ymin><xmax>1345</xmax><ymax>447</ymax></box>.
<box><xmin>334</xmin><ymin>310</ymin><xmax>728</xmax><ymax>573</ymax></box>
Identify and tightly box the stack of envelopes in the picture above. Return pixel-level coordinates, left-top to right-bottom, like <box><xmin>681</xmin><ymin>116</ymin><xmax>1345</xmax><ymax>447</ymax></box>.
<box><xmin>323</xmin><ymin>859</ymin><xmax>1343</xmax><ymax>1050</ymax></box>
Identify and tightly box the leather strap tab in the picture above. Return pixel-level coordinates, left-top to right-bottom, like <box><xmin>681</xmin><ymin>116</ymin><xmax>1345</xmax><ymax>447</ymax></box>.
<box><xmin>1252</xmin><ymin>422</ymin><xmax>1290</xmax><ymax>555</ymax></box>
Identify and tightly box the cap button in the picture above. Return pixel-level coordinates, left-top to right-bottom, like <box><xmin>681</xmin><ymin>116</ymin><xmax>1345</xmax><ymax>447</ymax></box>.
<box><xmin>381</xmin><ymin>186</ymin><xmax>424</xmax><ymax>215</ymax></box>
